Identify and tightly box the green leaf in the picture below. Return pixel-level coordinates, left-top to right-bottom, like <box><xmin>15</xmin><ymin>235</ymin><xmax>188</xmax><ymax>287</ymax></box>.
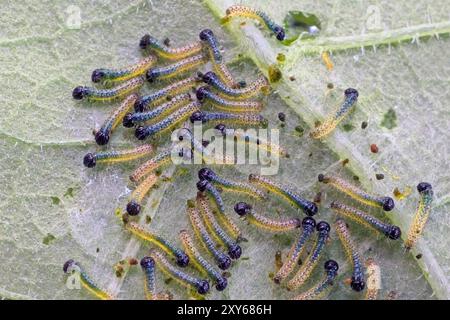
<box><xmin>282</xmin><ymin>10</ymin><xmax>321</xmax><ymax>45</ymax></box>
<box><xmin>0</xmin><ymin>0</ymin><xmax>448</xmax><ymax>300</ymax></box>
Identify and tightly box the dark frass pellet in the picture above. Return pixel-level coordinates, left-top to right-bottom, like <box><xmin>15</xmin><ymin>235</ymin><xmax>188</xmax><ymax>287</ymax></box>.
<box><xmin>327</xmin><ymin>83</ymin><xmax>334</xmax><ymax>89</ymax></box>
<box><xmin>375</xmin><ymin>173</ymin><xmax>385</xmax><ymax>180</ymax></box>
<box><xmin>361</xmin><ymin>121</ymin><xmax>368</xmax><ymax>129</ymax></box>
<box><xmin>370</xmin><ymin>144</ymin><xmax>379</xmax><ymax>153</ymax></box>
<box><xmin>278</xmin><ymin>112</ymin><xmax>286</xmax><ymax>122</ymax></box>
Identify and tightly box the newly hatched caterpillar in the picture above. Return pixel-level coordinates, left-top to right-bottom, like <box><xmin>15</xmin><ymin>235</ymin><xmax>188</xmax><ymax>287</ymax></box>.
<box><xmin>330</xmin><ymin>201</ymin><xmax>401</xmax><ymax>240</ymax></box>
<box><xmin>186</xmin><ymin>204</ymin><xmax>232</xmax><ymax>270</ymax></box>
<box><xmin>249</xmin><ymin>174</ymin><xmax>318</xmax><ymax>216</ymax></box>
<box><xmin>72</xmin><ymin>77</ymin><xmax>144</xmax><ymax>101</ymax></box>
<box><xmin>222</xmin><ymin>5</ymin><xmax>286</xmax><ymax>41</ymax></box>
<box><xmin>139</xmin><ymin>34</ymin><xmax>203</xmax><ymax>60</ymax></box>
<box><xmin>310</xmin><ymin>88</ymin><xmax>359</xmax><ymax>139</ymax></box>
<box><xmin>135</xmin><ymin>101</ymin><xmax>200</xmax><ymax>140</ymax></box>
<box><xmin>126</xmin><ymin>173</ymin><xmax>158</xmax><ymax>216</ymax></box>
<box><xmin>63</xmin><ymin>259</ymin><xmax>114</xmax><ymax>300</ymax></box>
<box><xmin>146</xmin><ymin>54</ymin><xmax>207</xmax><ymax>83</ymax></box>
<box><xmin>234</xmin><ymin>202</ymin><xmax>301</xmax><ymax>232</ymax></box>
<box><xmin>125</xmin><ymin>221</ymin><xmax>189</xmax><ymax>267</ymax></box>
<box><xmin>83</xmin><ymin>144</ymin><xmax>153</xmax><ymax>168</ymax></box>
<box><xmin>134</xmin><ymin>76</ymin><xmax>201</xmax><ymax>112</ymax></box>
<box><xmin>215</xmin><ymin>124</ymin><xmax>287</xmax><ymax>157</ymax></box>
<box><xmin>287</xmin><ymin>221</ymin><xmax>331</xmax><ymax>290</ymax></box>
<box><xmin>198</xmin><ymin>167</ymin><xmax>265</xmax><ymax>199</ymax></box>
<box><xmin>334</xmin><ymin>219</ymin><xmax>365</xmax><ymax>292</ymax></box>
<box><xmin>318</xmin><ymin>174</ymin><xmax>395</xmax><ymax>212</ymax></box>
<box><xmin>291</xmin><ymin>260</ymin><xmax>339</xmax><ymax>300</ymax></box>
<box><xmin>365</xmin><ymin>259</ymin><xmax>381</xmax><ymax>300</ymax></box>
<box><xmin>274</xmin><ymin>217</ymin><xmax>316</xmax><ymax>284</ymax></box>
<box><xmin>196</xmin><ymin>86</ymin><xmax>262</xmax><ymax>112</ymax></box>
<box><xmin>321</xmin><ymin>52</ymin><xmax>334</xmax><ymax>71</ymax></box>
<box><xmin>149</xmin><ymin>249</ymin><xmax>210</xmax><ymax>295</ymax></box>
<box><xmin>140</xmin><ymin>256</ymin><xmax>171</xmax><ymax>300</ymax></box>
<box><xmin>202</xmin><ymin>71</ymin><xmax>269</xmax><ymax>99</ymax></box>
<box><xmin>199</xmin><ymin>29</ymin><xmax>222</xmax><ymax>63</ymax></box>
<box><xmin>93</xmin><ymin>93</ymin><xmax>138</xmax><ymax>145</ymax></box>
<box><xmin>123</xmin><ymin>93</ymin><xmax>192</xmax><ymax>127</ymax></box>
<box><xmin>405</xmin><ymin>182</ymin><xmax>433</xmax><ymax>250</ymax></box>
<box><xmin>190</xmin><ymin>110</ymin><xmax>267</xmax><ymax>127</ymax></box>
<box><xmin>196</xmin><ymin>193</ymin><xmax>242</xmax><ymax>259</ymax></box>
<box><xmin>179</xmin><ymin>230</ymin><xmax>228</xmax><ymax>291</ymax></box>
<box><xmin>91</xmin><ymin>55</ymin><xmax>157</xmax><ymax>84</ymax></box>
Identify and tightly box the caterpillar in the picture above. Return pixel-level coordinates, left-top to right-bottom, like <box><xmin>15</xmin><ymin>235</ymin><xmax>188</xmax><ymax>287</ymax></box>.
<box><xmin>196</xmin><ymin>86</ymin><xmax>262</xmax><ymax>112</ymax></box>
<box><xmin>91</xmin><ymin>55</ymin><xmax>156</xmax><ymax>84</ymax></box>
<box><xmin>222</xmin><ymin>5</ymin><xmax>285</xmax><ymax>41</ymax></box>
<box><xmin>196</xmin><ymin>193</ymin><xmax>242</xmax><ymax>259</ymax></box>
<box><xmin>72</xmin><ymin>76</ymin><xmax>144</xmax><ymax>101</ymax></box>
<box><xmin>139</xmin><ymin>34</ymin><xmax>203</xmax><ymax>60</ymax></box>
<box><xmin>199</xmin><ymin>29</ymin><xmax>222</xmax><ymax>63</ymax></box>
<box><xmin>334</xmin><ymin>219</ymin><xmax>365</xmax><ymax>292</ymax></box>
<box><xmin>146</xmin><ymin>54</ymin><xmax>207</xmax><ymax>83</ymax></box>
<box><xmin>214</xmin><ymin>124</ymin><xmax>287</xmax><ymax>157</ymax></box>
<box><xmin>179</xmin><ymin>230</ymin><xmax>228</xmax><ymax>291</ymax></box>
<box><xmin>198</xmin><ymin>167</ymin><xmax>266</xmax><ymax>199</ymax></box>
<box><xmin>234</xmin><ymin>202</ymin><xmax>302</xmax><ymax>232</ymax></box>
<box><xmin>140</xmin><ymin>256</ymin><xmax>172</xmax><ymax>300</ymax></box>
<box><xmin>134</xmin><ymin>76</ymin><xmax>201</xmax><ymax>112</ymax></box>
<box><xmin>190</xmin><ymin>110</ymin><xmax>267</xmax><ymax>127</ymax></box>
<box><xmin>186</xmin><ymin>204</ymin><xmax>232</xmax><ymax>270</ymax></box>
<box><xmin>249</xmin><ymin>174</ymin><xmax>318</xmax><ymax>216</ymax></box>
<box><xmin>126</xmin><ymin>173</ymin><xmax>158</xmax><ymax>216</ymax></box>
<box><xmin>330</xmin><ymin>201</ymin><xmax>401</xmax><ymax>240</ymax></box>
<box><xmin>125</xmin><ymin>221</ymin><xmax>189</xmax><ymax>267</ymax></box>
<box><xmin>63</xmin><ymin>259</ymin><xmax>114</xmax><ymax>300</ymax></box>
<box><xmin>149</xmin><ymin>249</ymin><xmax>209</xmax><ymax>295</ymax></box>
<box><xmin>83</xmin><ymin>144</ymin><xmax>153</xmax><ymax>168</ymax></box>
<box><xmin>287</xmin><ymin>221</ymin><xmax>331</xmax><ymax>290</ymax></box>
<box><xmin>405</xmin><ymin>182</ymin><xmax>433</xmax><ymax>250</ymax></box>
<box><xmin>135</xmin><ymin>101</ymin><xmax>200</xmax><ymax>140</ymax></box>
<box><xmin>365</xmin><ymin>259</ymin><xmax>381</xmax><ymax>300</ymax></box>
<box><xmin>94</xmin><ymin>93</ymin><xmax>138</xmax><ymax>145</ymax></box>
<box><xmin>274</xmin><ymin>217</ymin><xmax>316</xmax><ymax>284</ymax></box>
<box><xmin>291</xmin><ymin>260</ymin><xmax>339</xmax><ymax>300</ymax></box>
<box><xmin>318</xmin><ymin>174</ymin><xmax>395</xmax><ymax>212</ymax></box>
<box><xmin>122</xmin><ymin>93</ymin><xmax>192</xmax><ymax>127</ymax></box>
<box><xmin>202</xmin><ymin>71</ymin><xmax>269</xmax><ymax>99</ymax></box>
<box><xmin>213</xmin><ymin>62</ymin><xmax>242</xmax><ymax>89</ymax></box>
<box><xmin>321</xmin><ymin>52</ymin><xmax>334</xmax><ymax>71</ymax></box>
<box><xmin>310</xmin><ymin>88</ymin><xmax>359</xmax><ymax>139</ymax></box>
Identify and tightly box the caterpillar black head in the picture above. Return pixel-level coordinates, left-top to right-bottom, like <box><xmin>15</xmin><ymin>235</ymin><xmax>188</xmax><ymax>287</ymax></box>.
<box><xmin>139</xmin><ymin>34</ymin><xmax>151</xmax><ymax>49</ymax></box>
<box><xmin>199</xmin><ymin>29</ymin><xmax>214</xmax><ymax>41</ymax></box>
<box><xmin>135</xmin><ymin>126</ymin><xmax>148</xmax><ymax>140</ymax></box>
<box><xmin>83</xmin><ymin>153</ymin><xmax>96</xmax><ymax>168</ymax></box>
<box><xmin>273</xmin><ymin>26</ymin><xmax>286</xmax><ymax>41</ymax></box>
<box><xmin>324</xmin><ymin>259</ymin><xmax>339</xmax><ymax>273</ymax></box>
<box><xmin>234</xmin><ymin>202</ymin><xmax>252</xmax><ymax>216</ymax></box>
<box><xmin>381</xmin><ymin>197</ymin><xmax>395</xmax><ymax>211</ymax></box>
<box><xmin>350</xmin><ymin>277</ymin><xmax>366</xmax><ymax>292</ymax></box>
<box><xmin>140</xmin><ymin>256</ymin><xmax>155</xmax><ymax>269</ymax></box>
<box><xmin>344</xmin><ymin>88</ymin><xmax>359</xmax><ymax>98</ymax></box>
<box><xmin>94</xmin><ymin>130</ymin><xmax>109</xmax><ymax>146</ymax></box>
<box><xmin>202</xmin><ymin>71</ymin><xmax>217</xmax><ymax>85</ymax></box>
<box><xmin>134</xmin><ymin>99</ymin><xmax>147</xmax><ymax>112</ymax></box>
<box><xmin>146</xmin><ymin>69</ymin><xmax>160</xmax><ymax>83</ymax></box>
<box><xmin>302</xmin><ymin>217</ymin><xmax>316</xmax><ymax>229</ymax></box>
<box><xmin>122</xmin><ymin>113</ymin><xmax>135</xmax><ymax>128</ymax></box>
<box><xmin>63</xmin><ymin>259</ymin><xmax>75</xmax><ymax>273</ymax></box>
<box><xmin>316</xmin><ymin>221</ymin><xmax>330</xmax><ymax>233</ymax></box>
<box><xmin>214</xmin><ymin>123</ymin><xmax>227</xmax><ymax>135</ymax></box>
<box><xmin>196</xmin><ymin>86</ymin><xmax>210</xmax><ymax>101</ymax></box>
<box><xmin>72</xmin><ymin>86</ymin><xmax>86</xmax><ymax>100</ymax></box>
<box><xmin>126</xmin><ymin>200</ymin><xmax>141</xmax><ymax>216</ymax></box>
<box><xmin>228</xmin><ymin>244</ymin><xmax>242</xmax><ymax>260</ymax></box>
<box><xmin>387</xmin><ymin>226</ymin><xmax>401</xmax><ymax>240</ymax></box>
<box><xmin>176</xmin><ymin>253</ymin><xmax>190</xmax><ymax>268</ymax></box>
<box><xmin>190</xmin><ymin>111</ymin><xmax>204</xmax><ymax>123</ymax></box>
<box><xmin>91</xmin><ymin>69</ymin><xmax>106</xmax><ymax>83</ymax></box>
<box><xmin>304</xmin><ymin>202</ymin><xmax>318</xmax><ymax>217</ymax></box>
<box><xmin>196</xmin><ymin>280</ymin><xmax>210</xmax><ymax>295</ymax></box>
<box><xmin>196</xmin><ymin>179</ymin><xmax>209</xmax><ymax>192</ymax></box>
<box><xmin>215</xmin><ymin>277</ymin><xmax>228</xmax><ymax>291</ymax></box>
<box><xmin>217</xmin><ymin>255</ymin><xmax>232</xmax><ymax>270</ymax></box>
<box><xmin>198</xmin><ymin>168</ymin><xmax>215</xmax><ymax>181</ymax></box>
<box><xmin>417</xmin><ymin>182</ymin><xmax>432</xmax><ymax>193</ymax></box>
